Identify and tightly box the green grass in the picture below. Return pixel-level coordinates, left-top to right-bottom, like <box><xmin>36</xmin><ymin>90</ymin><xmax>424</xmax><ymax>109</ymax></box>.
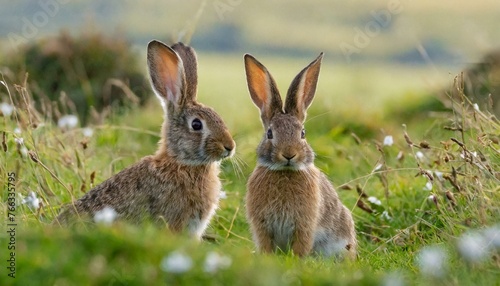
<box><xmin>1</xmin><ymin>56</ymin><xmax>500</xmax><ymax>285</ymax></box>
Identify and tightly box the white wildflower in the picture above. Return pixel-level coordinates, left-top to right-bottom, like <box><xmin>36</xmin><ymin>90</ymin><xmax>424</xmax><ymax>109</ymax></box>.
<box><xmin>383</xmin><ymin>135</ymin><xmax>394</xmax><ymax>146</ymax></box>
<box><xmin>459</xmin><ymin>151</ymin><xmax>476</xmax><ymax>159</ymax></box>
<box><xmin>473</xmin><ymin>103</ymin><xmax>480</xmax><ymax>112</ymax></box>
<box><xmin>20</xmin><ymin>146</ymin><xmax>28</xmax><ymax>157</ymax></box>
<box><xmin>416</xmin><ymin>245</ymin><xmax>447</xmax><ymax>278</ymax></box>
<box><xmin>415</xmin><ymin>151</ymin><xmax>425</xmax><ymax>161</ymax></box>
<box><xmin>14</xmin><ymin>137</ymin><xmax>24</xmax><ymax>146</ymax></box>
<box><xmin>160</xmin><ymin>251</ymin><xmax>193</xmax><ymax>273</ymax></box>
<box><xmin>457</xmin><ymin>232</ymin><xmax>490</xmax><ymax>263</ymax></box>
<box><xmin>396</xmin><ymin>151</ymin><xmax>404</xmax><ymax>161</ymax></box>
<box><xmin>423</xmin><ymin>181</ymin><xmax>433</xmax><ymax>191</ymax></box>
<box><xmin>483</xmin><ymin>225</ymin><xmax>500</xmax><ymax>249</ymax></box>
<box><xmin>204</xmin><ymin>251</ymin><xmax>232</xmax><ymax>273</ymax></box>
<box><xmin>14</xmin><ymin>127</ymin><xmax>21</xmax><ymax>135</ymax></box>
<box><xmin>82</xmin><ymin>127</ymin><xmax>94</xmax><ymax>138</ymax></box>
<box><xmin>219</xmin><ymin>190</ymin><xmax>227</xmax><ymax>199</ymax></box>
<box><xmin>373</xmin><ymin>164</ymin><xmax>383</xmax><ymax>172</ymax></box>
<box><xmin>58</xmin><ymin>115</ymin><xmax>79</xmax><ymax>130</ymax></box>
<box><xmin>427</xmin><ymin>195</ymin><xmax>436</xmax><ymax>202</ymax></box>
<box><xmin>368</xmin><ymin>196</ymin><xmax>382</xmax><ymax>206</ymax></box>
<box><xmin>21</xmin><ymin>191</ymin><xmax>40</xmax><ymax>210</ymax></box>
<box><xmin>93</xmin><ymin>207</ymin><xmax>118</xmax><ymax>225</ymax></box>
<box><xmin>382</xmin><ymin>271</ymin><xmax>405</xmax><ymax>286</ymax></box>
<box><xmin>382</xmin><ymin>210</ymin><xmax>392</xmax><ymax>221</ymax></box>
<box><xmin>434</xmin><ymin>171</ymin><xmax>444</xmax><ymax>181</ymax></box>
<box><xmin>0</xmin><ymin>102</ymin><xmax>14</xmax><ymax>116</ymax></box>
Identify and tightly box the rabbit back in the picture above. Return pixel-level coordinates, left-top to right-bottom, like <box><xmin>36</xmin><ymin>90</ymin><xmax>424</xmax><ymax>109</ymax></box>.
<box><xmin>313</xmin><ymin>173</ymin><xmax>357</xmax><ymax>258</ymax></box>
<box><xmin>57</xmin><ymin>155</ymin><xmax>221</xmax><ymax>238</ymax></box>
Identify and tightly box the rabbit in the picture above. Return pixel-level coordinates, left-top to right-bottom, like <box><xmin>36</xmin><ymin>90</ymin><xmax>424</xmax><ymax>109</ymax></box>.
<box><xmin>244</xmin><ymin>53</ymin><xmax>356</xmax><ymax>258</ymax></box>
<box><xmin>55</xmin><ymin>40</ymin><xmax>235</xmax><ymax>239</ymax></box>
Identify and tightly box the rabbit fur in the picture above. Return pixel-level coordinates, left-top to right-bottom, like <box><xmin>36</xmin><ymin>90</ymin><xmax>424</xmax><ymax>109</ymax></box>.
<box><xmin>55</xmin><ymin>40</ymin><xmax>235</xmax><ymax>239</ymax></box>
<box><xmin>244</xmin><ymin>53</ymin><xmax>356</xmax><ymax>258</ymax></box>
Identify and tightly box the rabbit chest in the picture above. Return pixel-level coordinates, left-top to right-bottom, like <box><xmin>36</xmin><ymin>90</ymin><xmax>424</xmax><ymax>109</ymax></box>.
<box><xmin>247</xmin><ymin>167</ymin><xmax>322</xmax><ymax>249</ymax></box>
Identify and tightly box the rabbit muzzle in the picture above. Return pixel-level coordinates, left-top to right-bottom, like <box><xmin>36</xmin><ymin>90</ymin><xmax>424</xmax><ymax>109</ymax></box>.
<box><xmin>212</xmin><ymin>133</ymin><xmax>235</xmax><ymax>161</ymax></box>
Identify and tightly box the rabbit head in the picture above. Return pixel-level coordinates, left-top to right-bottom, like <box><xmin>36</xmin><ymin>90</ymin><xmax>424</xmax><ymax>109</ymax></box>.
<box><xmin>147</xmin><ymin>40</ymin><xmax>235</xmax><ymax>165</ymax></box>
<box><xmin>244</xmin><ymin>53</ymin><xmax>323</xmax><ymax>171</ymax></box>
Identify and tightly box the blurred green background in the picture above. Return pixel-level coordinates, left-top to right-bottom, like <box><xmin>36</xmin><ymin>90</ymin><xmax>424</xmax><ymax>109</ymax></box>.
<box><xmin>2</xmin><ymin>0</ymin><xmax>500</xmax><ymax>62</ymax></box>
<box><xmin>2</xmin><ymin>0</ymin><xmax>500</xmax><ymax>125</ymax></box>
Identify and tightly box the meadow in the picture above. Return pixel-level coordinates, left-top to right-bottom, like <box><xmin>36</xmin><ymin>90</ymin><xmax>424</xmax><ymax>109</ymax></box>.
<box><xmin>1</xmin><ymin>52</ymin><xmax>500</xmax><ymax>285</ymax></box>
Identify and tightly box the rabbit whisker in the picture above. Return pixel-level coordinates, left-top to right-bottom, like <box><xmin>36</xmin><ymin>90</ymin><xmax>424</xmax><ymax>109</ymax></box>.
<box><xmin>228</xmin><ymin>155</ymin><xmax>244</xmax><ymax>180</ymax></box>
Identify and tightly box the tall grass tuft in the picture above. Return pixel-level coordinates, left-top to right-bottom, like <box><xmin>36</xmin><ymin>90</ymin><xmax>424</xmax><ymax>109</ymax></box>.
<box><xmin>444</xmin><ymin>50</ymin><xmax>500</xmax><ymax>117</ymax></box>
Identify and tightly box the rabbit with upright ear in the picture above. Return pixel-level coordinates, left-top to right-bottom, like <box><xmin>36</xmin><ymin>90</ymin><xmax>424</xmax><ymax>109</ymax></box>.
<box><xmin>55</xmin><ymin>40</ymin><xmax>235</xmax><ymax>239</ymax></box>
<box><xmin>244</xmin><ymin>53</ymin><xmax>356</xmax><ymax>258</ymax></box>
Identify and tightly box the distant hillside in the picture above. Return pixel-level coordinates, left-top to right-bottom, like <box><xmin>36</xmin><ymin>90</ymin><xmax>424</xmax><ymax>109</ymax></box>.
<box><xmin>1</xmin><ymin>0</ymin><xmax>500</xmax><ymax>65</ymax></box>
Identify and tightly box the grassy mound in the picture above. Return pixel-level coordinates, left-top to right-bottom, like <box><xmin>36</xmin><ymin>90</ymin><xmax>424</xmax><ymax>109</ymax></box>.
<box><xmin>1</xmin><ymin>30</ymin><xmax>150</xmax><ymax>124</ymax></box>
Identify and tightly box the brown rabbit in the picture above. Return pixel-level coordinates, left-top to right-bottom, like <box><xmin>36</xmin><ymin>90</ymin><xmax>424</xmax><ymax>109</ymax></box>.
<box><xmin>244</xmin><ymin>53</ymin><xmax>356</xmax><ymax>258</ymax></box>
<box><xmin>55</xmin><ymin>40</ymin><xmax>235</xmax><ymax>239</ymax></box>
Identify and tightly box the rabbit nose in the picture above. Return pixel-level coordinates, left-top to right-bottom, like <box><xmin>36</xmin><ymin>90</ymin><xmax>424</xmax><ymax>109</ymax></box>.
<box><xmin>225</xmin><ymin>139</ymin><xmax>235</xmax><ymax>152</ymax></box>
<box><xmin>283</xmin><ymin>154</ymin><xmax>296</xmax><ymax>161</ymax></box>
<box><xmin>222</xmin><ymin>140</ymin><xmax>235</xmax><ymax>157</ymax></box>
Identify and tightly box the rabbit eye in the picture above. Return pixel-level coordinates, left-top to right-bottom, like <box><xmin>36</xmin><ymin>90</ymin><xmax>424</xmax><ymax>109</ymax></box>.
<box><xmin>266</xmin><ymin>128</ymin><xmax>273</xmax><ymax>139</ymax></box>
<box><xmin>191</xmin><ymin>118</ymin><xmax>203</xmax><ymax>131</ymax></box>
<box><xmin>301</xmin><ymin>129</ymin><xmax>306</xmax><ymax>139</ymax></box>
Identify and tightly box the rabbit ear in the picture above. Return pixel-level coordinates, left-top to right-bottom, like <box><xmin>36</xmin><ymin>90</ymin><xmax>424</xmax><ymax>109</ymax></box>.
<box><xmin>147</xmin><ymin>40</ymin><xmax>187</xmax><ymax>111</ymax></box>
<box><xmin>244</xmin><ymin>54</ymin><xmax>283</xmax><ymax>125</ymax></box>
<box><xmin>284</xmin><ymin>53</ymin><xmax>323</xmax><ymax>122</ymax></box>
<box><xmin>171</xmin><ymin>42</ymin><xmax>198</xmax><ymax>102</ymax></box>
